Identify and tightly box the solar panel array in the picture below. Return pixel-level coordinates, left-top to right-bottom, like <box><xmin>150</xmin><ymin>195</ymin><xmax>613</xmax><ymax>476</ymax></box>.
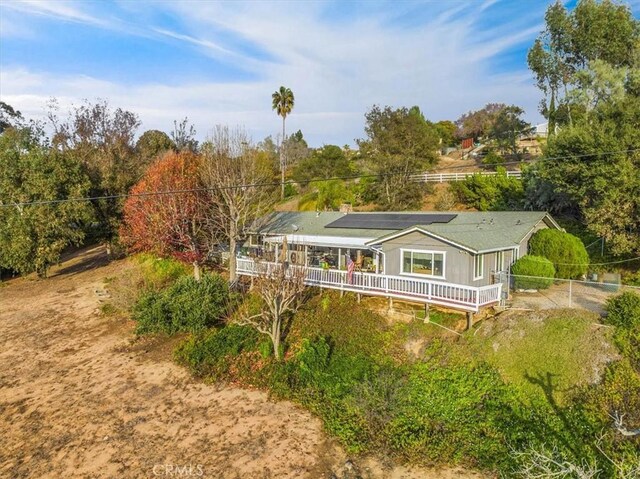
<box><xmin>325</xmin><ymin>213</ymin><xmax>457</xmax><ymax>230</ymax></box>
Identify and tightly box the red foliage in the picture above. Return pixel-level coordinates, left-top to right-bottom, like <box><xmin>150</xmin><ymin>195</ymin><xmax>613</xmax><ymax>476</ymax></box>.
<box><xmin>120</xmin><ymin>151</ymin><xmax>211</xmax><ymax>264</ymax></box>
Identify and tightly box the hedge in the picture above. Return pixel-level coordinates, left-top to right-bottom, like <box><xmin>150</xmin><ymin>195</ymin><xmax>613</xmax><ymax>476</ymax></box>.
<box><xmin>511</xmin><ymin>255</ymin><xmax>555</xmax><ymax>290</ymax></box>
<box><xmin>529</xmin><ymin>229</ymin><xmax>589</xmax><ymax>279</ymax></box>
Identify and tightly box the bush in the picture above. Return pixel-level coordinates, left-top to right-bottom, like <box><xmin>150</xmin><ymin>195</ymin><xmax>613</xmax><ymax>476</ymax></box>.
<box><xmin>529</xmin><ymin>229</ymin><xmax>589</xmax><ymax>279</ymax></box>
<box><xmin>451</xmin><ymin>166</ymin><xmax>524</xmax><ymax>211</ymax></box>
<box><xmin>606</xmin><ymin>291</ymin><xmax>640</xmax><ymax>330</ymax></box>
<box><xmin>481</xmin><ymin>149</ymin><xmax>505</xmax><ymax>168</ymax></box>
<box><xmin>606</xmin><ymin>291</ymin><xmax>640</xmax><ymax>368</ymax></box>
<box><xmin>135</xmin><ymin>253</ymin><xmax>190</xmax><ymax>289</ymax></box>
<box><xmin>511</xmin><ymin>255</ymin><xmax>555</xmax><ymax>290</ymax></box>
<box><xmin>174</xmin><ymin>325</ymin><xmax>260</xmax><ymax>378</ymax></box>
<box><xmin>133</xmin><ymin>273</ymin><xmax>230</xmax><ymax>335</ymax></box>
<box><xmin>387</xmin><ymin>361</ymin><xmax>516</xmax><ymax>469</ymax></box>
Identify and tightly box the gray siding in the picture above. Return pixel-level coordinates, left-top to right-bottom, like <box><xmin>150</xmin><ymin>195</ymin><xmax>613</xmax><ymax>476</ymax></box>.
<box><xmin>380</xmin><ymin>230</ymin><xmax>539</xmax><ymax>287</ymax></box>
<box><xmin>519</xmin><ymin>220</ymin><xmax>547</xmax><ymax>256</ymax></box>
<box><xmin>380</xmin><ymin>231</ymin><xmax>484</xmax><ymax>286</ymax></box>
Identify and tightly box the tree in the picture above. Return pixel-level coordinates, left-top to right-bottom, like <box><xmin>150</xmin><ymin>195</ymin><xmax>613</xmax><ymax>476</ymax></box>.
<box><xmin>283</xmin><ymin>129</ymin><xmax>310</xmax><ymax>167</ymax></box>
<box><xmin>0</xmin><ymin>102</ymin><xmax>23</xmax><ymax>133</ymax></box>
<box><xmin>435</xmin><ymin>120</ymin><xmax>457</xmax><ymax>148</ymax></box>
<box><xmin>455</xmin><ymin>103</ymin><xmax>506</xmax><ymax>141</ymax></box>
<box><xmin>200</xmin><ymin>126</ymin><xmax>276</xmax><ymax>284</ymax></box>
<box><xmin>292</xmin><ymin>144</ymin><xmax>352</xmax><ymax>183</ymax></box>
<box><xmin>120</xmin><ymin>151</ymin><xmax>211</xmax><ymax>280</ymax></box>
<box><xmin>526</xmin><ymin>1</ymin><xmax>640</xmax><ymax>255</ymax></box>
<box><xmin>528</xmin><ymin>0</ymin><xmax>640</xmax><ymax>131</ymax></box>
<box><xmin>0</xmin><ymin>126</ymin><xmax>93</xmax><ymax>276</ymax></box>
<box><xmin>47</xmin><ymin>99</ymin><xmax>142</xmax><ymax>244</ymax></box>
<box><xmin>488</xmin><ymin>105</ymin><xmax>532</xmax><ymax>156</ymax></box>
<box><xmin>357</xmin><ymin>105</ymin><xmax>439</xmax><ymax>210</ymax></box>
<box><xmin>272</xmin><ymin>86</ymin><xmax>295</xmax><ymax>200</ymax></box>
<box><xmin>136</xmin><ymin>129</ymin><xmax>175</xmax><ymax>162</ymax></box>
<box><xmin>171</xmin><ymin>117</ymin><xmax>198</xmax><ymax>153</ymax></box>
<box><xmin>236</xmin><ymin>263</ymin><xmax>307</xmax><ymax>359</ymax></box>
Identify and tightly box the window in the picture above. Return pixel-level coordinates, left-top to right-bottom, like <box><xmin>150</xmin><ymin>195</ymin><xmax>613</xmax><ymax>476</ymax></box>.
<box><xmin>474</xmin><ymin>254</ymin><xmax>484</xmax><ymax>280</ymax></box>
<box><xmin>401</xmin><ymin>250</ymin><xmax>445</xmax><ymax>278</ymax></box>
<box><xmin>495</xmin><ymin>251</ymin><xmax>504</xmax><ymax>272</ymax></box>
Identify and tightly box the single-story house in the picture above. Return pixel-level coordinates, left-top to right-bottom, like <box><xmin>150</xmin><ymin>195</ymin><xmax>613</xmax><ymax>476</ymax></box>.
<box><xmin>237</xmin><ymin>211</ymin><xmax>560</xmax><ymax>313</ymax></box>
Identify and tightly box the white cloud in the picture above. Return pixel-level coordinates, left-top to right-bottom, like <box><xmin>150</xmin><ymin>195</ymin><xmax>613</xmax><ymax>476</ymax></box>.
<box><xmin>3</xmin><ymin>0</ymin><xmax>110</xmax><ymax>27</ymax></box>
<box><xmin>0</xmin><ymin>1</ymin><xmax>548</xmax><ymax>146</ymax></box>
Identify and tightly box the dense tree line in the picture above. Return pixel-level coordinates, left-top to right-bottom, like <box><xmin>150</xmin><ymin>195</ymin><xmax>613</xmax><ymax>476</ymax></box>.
<box><xmin>527</xmin><ymin>0</ymin><xmax>640</xmax><ymax>255</ymax></box>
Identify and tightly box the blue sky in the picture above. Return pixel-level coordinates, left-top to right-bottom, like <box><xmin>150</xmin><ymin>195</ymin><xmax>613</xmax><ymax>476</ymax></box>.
<box><xmin>1</xmin><ymin>0</ymin><xmax>638</xmax><ymax>147</ymax></box>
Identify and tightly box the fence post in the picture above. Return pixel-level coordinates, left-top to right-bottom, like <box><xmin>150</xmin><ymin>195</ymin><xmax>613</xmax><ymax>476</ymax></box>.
<box><xmin>569</xmin><ymin>279</ymin><xmax>572</xmax><ymax>308</ymax></box>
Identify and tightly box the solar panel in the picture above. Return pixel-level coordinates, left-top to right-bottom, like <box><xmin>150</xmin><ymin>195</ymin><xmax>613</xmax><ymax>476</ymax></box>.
<box><xmin>325</xmin><ymin>213</ymin><xmax>457</xmax><ymax>230</ymax></box>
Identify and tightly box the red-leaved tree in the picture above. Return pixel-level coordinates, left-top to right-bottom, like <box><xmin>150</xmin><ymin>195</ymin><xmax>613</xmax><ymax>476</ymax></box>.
<box><xmin>120</xmin><ymin>151</ymin><xmax>211</xmax><ymax>280</ymax></box>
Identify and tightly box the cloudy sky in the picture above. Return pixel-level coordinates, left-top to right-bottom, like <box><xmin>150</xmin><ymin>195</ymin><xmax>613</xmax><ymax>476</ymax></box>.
<box><xmin>1</xmin><ymin>0</ymin><xmax>638</xmax><ymax>147</ymax></box>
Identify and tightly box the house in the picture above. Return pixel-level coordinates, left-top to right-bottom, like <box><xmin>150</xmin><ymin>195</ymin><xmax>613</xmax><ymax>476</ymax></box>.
<box><xmin>237</xmin><ymin>211</ymin><xmax>561</xmax><ymax>314</ymax></box>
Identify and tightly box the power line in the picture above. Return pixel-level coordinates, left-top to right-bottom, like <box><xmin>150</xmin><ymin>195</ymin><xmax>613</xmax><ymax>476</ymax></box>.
<box><xmin>522</xmin><ymin>255</ymin><xmax>640</xmax><ymax>266</ymax></box>
<box><xmin>1</xmin><ymin>148</ymin><xmax>639</xmax><ymax>209</ymax></box>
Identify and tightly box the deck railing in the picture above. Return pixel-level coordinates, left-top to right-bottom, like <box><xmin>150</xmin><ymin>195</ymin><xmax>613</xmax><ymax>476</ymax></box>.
<box><xmin>236</xmin><ymin>258</ymin><xmax>502</xmax><ymax>312</ymax></box>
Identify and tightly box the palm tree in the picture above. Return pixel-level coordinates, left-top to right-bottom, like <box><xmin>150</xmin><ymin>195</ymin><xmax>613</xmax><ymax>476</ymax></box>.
<box><xmin>272</xmin><ymin>86</ymin><xmax>295</xmax><ymax>199</ymax></box>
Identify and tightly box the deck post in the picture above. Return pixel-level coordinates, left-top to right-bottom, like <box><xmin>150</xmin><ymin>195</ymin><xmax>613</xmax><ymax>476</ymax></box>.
<box><xmin>388</xmin><ymin>296</ymin><xmax>394</xmax><ymax>311</ymax></box>
<box><xmin>357</xmin><ymin>293</ymin><xmax>361</xmax><ymax>303</ymax></box>
<box><xmin>466</xmin><ymin>312</ymin><xmax>474</xmax><ymax>330</ymax></box>
<box><xmin>424</xmin><ymin>303</ymin><xmax>430</xmax><ymax>323</ymax></box>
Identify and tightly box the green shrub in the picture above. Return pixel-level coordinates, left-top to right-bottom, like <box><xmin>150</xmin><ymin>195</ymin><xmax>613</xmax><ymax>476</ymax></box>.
<box><xmin>529</xmin><ymin>229</ymin><xmax>589</xmax><ymax>279</ymax></box>
<box><xmin>450</xmin><ymin>166</ymin><xmax>524</xmax><ymax>211</ymax></box>
<box><xmin>511</xmin><ymin>255</ymin><xmax>555</xmax><ymax>289</ymax></box>
<box><xmin>135</xmin><ymin>253</ymin><xmax>190</xmax><ymax>289</ymax></box>
<box><xmin>606</xmin><ymin>291</ymin><xmax>640</xmax><ymax>367</ymax></box>
<box><xmin>387</xmin><ymin>361</ymin><xmax>516</xmax><ymax>469</ymax></box>
<box><xmin>481</xmin><ymin>149</ymin><xmax>505</xmax><ymax>168</ymax></box>
<box><xmin>174</xmin><ymin>325</ymin><xmax>260</xmax><ymax>378</ymax></box>
<box><xmin>606</xmin><ymin>291</ymin><xmax>640</xmax><ymax>330</ymax></box>
<box><xmin>290</xmin><ymin>293</ymin><xmax>390</xmax><ymax>360</ymax></box>
<box><xmin>133</xmin><ymin>273</ymin><xmax>229</xmax><ymax>335</ymax></box>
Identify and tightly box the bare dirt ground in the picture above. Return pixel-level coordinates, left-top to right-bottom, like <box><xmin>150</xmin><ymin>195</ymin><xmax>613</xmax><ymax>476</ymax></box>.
<box><xmin>509</xmin><ymin>280</ymin><xmax>632</xmax><ymax>315</ymax></box>
<box><xmin>0</xmin><ymin>246</ymin><xmax>484</xmax><ymax>479</ymax></box>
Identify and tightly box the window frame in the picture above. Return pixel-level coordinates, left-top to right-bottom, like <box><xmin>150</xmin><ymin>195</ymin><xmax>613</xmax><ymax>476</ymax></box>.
<box><xmin>400</xmin><ymin>248</ymin><xmax>446</xmax><ymax>279</ymax></box>
<box><xmin>473</xmin><ymin>253</ymin><xmax>484</xmax><ymax>280</ymax></box>
<box><xmin>495</xmin><ymin>250</ymin><xmax>505</xmax><ymax>272</ymax></box>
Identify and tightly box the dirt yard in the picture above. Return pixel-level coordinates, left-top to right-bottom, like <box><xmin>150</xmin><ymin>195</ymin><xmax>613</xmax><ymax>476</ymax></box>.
<box><xmin>0</xmin><ymin>246</ymin><xmax>483</xmax><ymax>479</ymax></box>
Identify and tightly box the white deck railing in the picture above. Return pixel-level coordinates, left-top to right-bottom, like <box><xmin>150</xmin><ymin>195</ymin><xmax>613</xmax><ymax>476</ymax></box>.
<box><xmin>236</xmin><ymin>258</ymin><xmax>502</xmax><ymax>313</ymax></box>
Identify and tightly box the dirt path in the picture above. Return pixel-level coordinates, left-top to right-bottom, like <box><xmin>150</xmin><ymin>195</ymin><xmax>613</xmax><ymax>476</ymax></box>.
<box><xmin>0</xmin><ymin>246</ymin><xmax>484</xmax><ymax>479</ymax></box>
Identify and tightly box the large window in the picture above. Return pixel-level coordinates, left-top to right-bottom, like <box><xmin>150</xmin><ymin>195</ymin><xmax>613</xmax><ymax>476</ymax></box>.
<box><xmin>474</xmin><ymin>254</ymin><xmax>484</xmax><ymax>280</ymax></box>
<box><xmin>401</xmin><ymin>250</ymin><xmax>445</xmax><ymax>278</ymax></box>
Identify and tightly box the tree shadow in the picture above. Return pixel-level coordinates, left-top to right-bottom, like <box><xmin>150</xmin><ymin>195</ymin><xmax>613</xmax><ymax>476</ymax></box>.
<box><xmin>51</xmin><ymin>246</ymin><xmax>111</xmax><ymax>278</ymax></box>
<box><xmin>522</xmin><ymin>370</ymin><xmax>597</xmax><ymax>462</ymax></box>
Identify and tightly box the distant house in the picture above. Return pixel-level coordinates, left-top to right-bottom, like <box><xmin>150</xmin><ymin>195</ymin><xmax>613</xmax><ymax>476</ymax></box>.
<box><xmin>238</xmin><ymin>211</ymin><xmax>560</xmax><ymax>313</ymax></box>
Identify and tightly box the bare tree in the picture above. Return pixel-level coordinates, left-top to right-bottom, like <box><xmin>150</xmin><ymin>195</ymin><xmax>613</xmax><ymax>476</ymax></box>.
<box><xmin>200</xmin><ymin>126</ymin><xmax>275</xmax><ymax>284</ymax></box>
<box><xmin>235</xmin><ymin>263</ymin><xmax>307</xmax><ymax>360</ymax></box>
<box><xmin>513</xmin><ymin>445</ymin><xmax>600</xmax><ymax>479</ymax></box>
<box><xmin>611</xmin><ymin>411</ymin><xmax>640</xmax><ymax>437</ymax></box>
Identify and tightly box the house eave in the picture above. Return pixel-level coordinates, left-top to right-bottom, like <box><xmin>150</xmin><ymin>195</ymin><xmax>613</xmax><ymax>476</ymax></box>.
<box><xmin>365</xmin><ymin>226</ymin><xmax>478</xmax><ymax>254</ymax></box>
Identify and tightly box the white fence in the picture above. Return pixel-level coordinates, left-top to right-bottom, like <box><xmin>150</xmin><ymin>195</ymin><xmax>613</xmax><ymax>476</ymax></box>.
<box><xmin>411</xmin><ymin>170</ymin><xmax>522</xmax><ymax>183</ymax></box>
<box><xmin>237</xmin><ymin>258</ymin><xmax>502</xmax><ymax>312</ymax></box>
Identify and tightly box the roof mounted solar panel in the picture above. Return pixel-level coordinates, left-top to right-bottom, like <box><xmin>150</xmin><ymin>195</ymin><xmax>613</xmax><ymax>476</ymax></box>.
<box><xmin>325</xmin><ymin>213</ymin><xmax>457</xmax><ymax>230</ymax></box>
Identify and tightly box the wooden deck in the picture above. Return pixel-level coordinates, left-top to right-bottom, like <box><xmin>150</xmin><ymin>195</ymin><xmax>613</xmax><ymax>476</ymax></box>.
<box><xmin>236</xmin><ymin>258</ymin><xmax>502</xmax><ymax>313</ymax></box>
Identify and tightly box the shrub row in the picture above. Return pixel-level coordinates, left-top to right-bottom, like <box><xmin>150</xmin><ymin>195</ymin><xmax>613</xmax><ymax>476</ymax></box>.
<box><xmin>173</xmin><ymin>291</ymin><xmax>640</xmax><ymax>475</ymax></box>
